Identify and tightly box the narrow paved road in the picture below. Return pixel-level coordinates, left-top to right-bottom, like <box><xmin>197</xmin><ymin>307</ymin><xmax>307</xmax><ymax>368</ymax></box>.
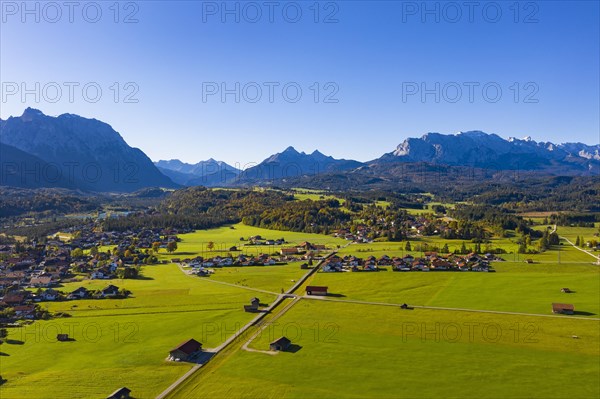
<box><xmin>157</xmin><ymin>253</ymin><xmax>336</xmax><ymax>399</ymax></box>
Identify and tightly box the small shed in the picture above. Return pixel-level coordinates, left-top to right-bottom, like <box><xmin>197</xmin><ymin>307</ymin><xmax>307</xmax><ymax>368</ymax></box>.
<box><xmin>106</xmin><ymin>387</ymin><xmax>131</xmax><ymax>399</ymax></box>
<box><xmin>561</xmin><ymin>288</ymin><xmax>572</xmax><ymax>293</ymax></box>
<box><xmin>306</xmin><ymin>286</ymin><xmax>328</xmax><ymax>296</ymax></box>
<box><xmin>552</xmin><ymin>303</ymin><xmax>575</xmax><ymax>315</ymax></box>
<box><xmin>169</xmin><ymin>338</ymin><xmax>202</xmax><ymax>361</ymax></box>
<box><xmin>57</xmin><ymin>334</ymin><xmax>70</xmax><ymax>342</ymax></box>
<box><xmin>270</xmin><ymin>336</ymin><xmax>291</xmax><ymax>351</ymax></box>
<box><xmin>244</xmin><ymin>297</ymin><xmax>260</xmax><ymax>312</ymax></box>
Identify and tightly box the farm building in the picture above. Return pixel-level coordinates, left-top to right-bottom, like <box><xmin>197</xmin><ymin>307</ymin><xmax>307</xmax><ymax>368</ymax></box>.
<box><xmin>306</xmin><ymin>286</ymin><xmax>328</xmax><ymax>296</ymax></box>
<box><xmin>106</xmin><ymin>387</ymin><xmax>131</xmax><ymax>399</ymax></box>
<box><xmin>552</xmin><ymin>303</ymin><xmax>575</xmax><ymax>315</ymax></box>
<box><xmin>561</xmin><ymin>288</ymin><xmax>572</xmax><ymax>293</ymax></box>
<box><xmin>56</xmin><ymin>334</ymin><xmax>70</xmax><ymax>342</ymax></box>
<box><xmin>169</xmin><ymin>338</ymin><xmax>202</xmax><ymax>361</ymax></box>
<box><xmin>280</xmin><ymin>248</ymin><xmax>298</xmax><ymax>256</ymax></box>
<box><xmin>244</xmin><ymin>297</ymin><xmax>260</xmax><ymax>312</ymax></box>
<box><xmin>270</xmin><ymin>336</ymin><xmax>291</xmax><ymax>351</ymax></box>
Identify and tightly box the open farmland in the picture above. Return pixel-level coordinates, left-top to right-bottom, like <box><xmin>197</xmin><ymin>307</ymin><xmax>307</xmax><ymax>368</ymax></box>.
<box><xmin>170</xmin><ymin>300</ymin><xmax>600</xmax><ymax>399</ymax></box>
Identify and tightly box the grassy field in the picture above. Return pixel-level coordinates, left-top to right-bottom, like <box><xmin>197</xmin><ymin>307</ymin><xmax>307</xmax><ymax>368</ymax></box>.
<box><xmin>0</xmin><ymin>224</ymin><xmax>346</xmax><ymax>398</ymax></box>
<box><xmin>172</xmin><ymin>300</ymin><xmax>600</xmax><ymax>399</ymax></box>
<box><xmin>1</xmin><ymin>263</ymin><xmax>273</xmax><ymax>398</ymax></box>
<box><xmin>3</xmin><ymin>221</ymin><xmax>599</xmax><ymax>398</ymax></box>
<box><xmin>159</xmin><ymin>223</ymin><xmax>347</xmax><ymax>260</ymax></box>
<box><xmin>204</xmin><ymin>262</ymin><xmax>308</xmax><ymax>294</ymax></box>
<box><xmin>310</xmin><ymin>262</ymin><xmax>600</xmax><ymax>316</ymax></box>
<box><xmin>338</xmin><ymin>233</ymin><xmax>599</xmax><ymax>264</ymax></box>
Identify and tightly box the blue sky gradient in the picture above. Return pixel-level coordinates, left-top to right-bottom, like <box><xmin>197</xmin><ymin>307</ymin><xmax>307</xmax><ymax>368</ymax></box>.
<box><xmin>1</xmin><ymin>0</ymin><xmax>598</xmax><ymax>165</ymax></box>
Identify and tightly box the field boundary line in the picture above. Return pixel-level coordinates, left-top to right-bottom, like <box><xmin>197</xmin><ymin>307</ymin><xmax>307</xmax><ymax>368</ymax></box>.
<box><xmin>302</xmin><ymin>296</ymin><xmax>600</xmax><ymax>321</ymax></box>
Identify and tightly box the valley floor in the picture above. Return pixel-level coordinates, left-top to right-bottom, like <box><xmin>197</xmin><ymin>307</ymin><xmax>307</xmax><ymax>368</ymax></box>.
<box><xmin>1</xmin><ymin>223</ymin><xmax>599</xmax><ymax>399</ymax></box>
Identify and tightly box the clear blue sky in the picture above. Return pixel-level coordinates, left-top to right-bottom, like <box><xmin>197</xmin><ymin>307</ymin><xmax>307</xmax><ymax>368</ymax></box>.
<box><xmin>1</xmin><ymin>1</ymin><xmax>598</xmax><ymax>166</ymax></box>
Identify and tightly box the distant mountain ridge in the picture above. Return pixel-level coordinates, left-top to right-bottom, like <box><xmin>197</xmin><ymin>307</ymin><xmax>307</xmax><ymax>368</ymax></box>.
<box><xmin>235</xmin><ymin>146</ymin><xmax>364</xmax><ymax>184</ymax></box>
<box><xmin>154</xmin><ymin>159</ymin><xmax>240</xmax><ymax>186</ymax></box>
<box><xmin>0</xmin><ymin>108</ymin><xmax>177</xmax><ymax>192</ymax></box>
<box><xmin>377</xmin><ymin>130</ymin><xmax>599</xmax><ymax>175</ymax></box>
<box><xmin>1</xmin><ymin>109</ymin><xmax>598</xmax><ymax>192</ymax></box>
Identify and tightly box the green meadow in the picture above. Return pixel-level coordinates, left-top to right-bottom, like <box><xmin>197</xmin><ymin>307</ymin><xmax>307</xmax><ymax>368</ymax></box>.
<box><xmin>2</xmin><ymin>222</ymin><xmax>599</xmax><ymax>398</ymax></box>
<box><xmin>171</xmin><ymin>300</ymin><xmax>600</xmax><ymax>399</ymax></box>
<box><xmin>0</xmin><ymin>225</ymin><xmax>343</xmax><ymax>398</ymax></box>
<box><xmin>310</xmin><ymin>262</ymin><xmax>600</xmax><ymax>316</ymax></box>
<box><xmin>203</xmin><ymin>262</ymin><xmax>308</xmax><ymax>294</ymax></box>
<box><xmin>160</xmin><ymin>223</ymin><xmax>347</xmax><ymax>260</ymax></box>
<box><xmin>1</xmin><ymin>263</ymin><xmax>273</xmax><ymax>398</ymax></box>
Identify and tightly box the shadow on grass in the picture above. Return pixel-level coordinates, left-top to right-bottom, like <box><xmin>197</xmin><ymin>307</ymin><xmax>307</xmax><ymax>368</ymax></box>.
<box><xmin>284</xmin><ymin>344</ymin><xmax>302</xmax><ymax>353</ymax></box>
<box><xmin>135</xmin><ymin>275</ymin><xmax>154</xmax><ymax>280</ymax></box>
<box><xmin>573</xmin><ymin>311</ymin><xmax>596</xmax><ymax>316</ymax></box>
<box><xmin>0</xmin><ymin>352</ymin><xmax>10</xmax><ymax>356</ymax></box>
<box><xmin>5</xmin><ymin>339</ymin><xmax>24</xmax><ymax>345</ymax></box>
<box><xmin>326</xmin><ymin>293</ymin><xmax>346</xmax><ymax>298</ymax></box>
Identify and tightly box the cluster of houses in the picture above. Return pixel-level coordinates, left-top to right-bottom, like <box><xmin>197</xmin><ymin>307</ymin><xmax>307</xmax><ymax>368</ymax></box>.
<box><xmin>177</xmin><ymin>254</ymin><xmax>283</xmax><ymax>275</ymax></box>
<box><xmin>278</xmin><ymin>241</ymin><xmax>328</xmax><ymax>257</ymax></box>
<box><xmin>0</xmin><ymin>284</ymin><xmax>126</xmax><ymax>322</ymax></box>
<box><xmin>321</xmin><ymin>252</ymin><xmax>498</xmax><ymax>273</ymax></box>
<box><xmin>333</xmin><ymin>215</ymin><xmax>438</xmax><ymax>243</ymax></box>
<box><xmin>245</xmin><ymin>235</ymin><xmax>286</xmax><ymax>246</ymax></box>
<box><xmin>334</xmin><ymin>227</ymin><xmax>374</xmax><ymax>243</ymax></box>
<box><xmin>0</xmin><ymin>242</ymin><xmax>71</xmax><ymax>292</ymax></box>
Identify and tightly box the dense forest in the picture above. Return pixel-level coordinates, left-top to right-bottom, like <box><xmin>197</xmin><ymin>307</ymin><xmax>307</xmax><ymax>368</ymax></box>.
<box><xmin>243</xmin><ymin>199</ymin><xmax>351</xmax><ymax>233</ymax></box>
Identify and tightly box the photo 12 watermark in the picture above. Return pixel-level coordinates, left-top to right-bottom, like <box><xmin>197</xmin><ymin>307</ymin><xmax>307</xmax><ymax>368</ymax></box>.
<box><xmin>201</xmin><ymin>81</ymin><xmax>339</xmax><ymax>104</ymax></box>
<box><xmin>400</xmin><ymin>1</ymin><xmax>540</xmax><ymax>24</ymax></box>
<box><xmin>1</xmin><ymin>161</ymin><xmax>141</xmax><ymax>186</ymax></box>
<box><xmin>200</xmin><ymin>1</ymin><xmax>340</xmax><ymax>24</ymax></box>
<box><xmin>401</xmin><ymin>81</ymin><xmax>540</xmax><ymax>104</ymax></box>
<box><xmin>18</xmin><ymin>321</ymin><xmax>139</xmax><ymax>343</ymax></box>
<box><xmin>200</xmin><ymin>321</ymin><xmax>339</xmax><ymax>344</ymax></box>
<box><xmin>400</xmin><ymin>321</ymin><xmax>540</xmax><ymax>344</ymax></box>
<box><xmin>1</xmin><ymin>82</ymin><xmax>140</xmax><ymax>104</ymax></box>
<box><xmin>1</xmin><ymin>1</ymin><xmax>140</xmax><ymax>24</ymax></box>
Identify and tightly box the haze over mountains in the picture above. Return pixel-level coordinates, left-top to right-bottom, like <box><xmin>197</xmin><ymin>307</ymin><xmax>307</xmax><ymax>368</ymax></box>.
<box><xmin>1</xmin><ymin>109</ymin><xmax>598</xmax><ymax>192</ymax></box>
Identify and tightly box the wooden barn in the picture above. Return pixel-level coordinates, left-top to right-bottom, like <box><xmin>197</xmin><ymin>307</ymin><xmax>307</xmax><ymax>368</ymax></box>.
<box><xmin>270</xmin><ymin>336</ymin><xmax>291</xmax><ymax>351</ymax></box>
<box><xmin>56</xmin><ymin>334</ymin><xmax>70</xmax><ymax>342</ymax></box>
<box><xmin>552</xmin><ymin>303</ymin><xmax>575</xmax><ymax>315</ymax></box>
<box><xmin>106</xmin><ymin>387</ymin><xmax>131</xmax><ymax>399</ymax></box>
<box><xmin>169</xmin><ymin>338</ymin><xmax>202</xmax><ymax>361</ymax></box>
<box><xmin>306</xmin><ymin>286</ymin><xmax>328</xmax><ymax>296</ymax></box>
<box><xmin>244</xmin><ymin>297</ymin><xmax>260</xmax><ymax>312</ymax></box>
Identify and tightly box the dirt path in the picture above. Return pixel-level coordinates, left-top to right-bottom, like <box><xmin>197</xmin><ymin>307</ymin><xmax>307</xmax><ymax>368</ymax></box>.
<box><xmin>158</xmin><ymin>253</ymin><xmax>336</xmax><ymax>399</ymax></box>
<box><xmin>241</xmin><ymin>296</ymin><xmax>302</xmax><ymax>355</ymax></box>
<box><xmin>559</xmin><ymin>235</ymin><xmax>600</xmax><ymax>263</ymax></box>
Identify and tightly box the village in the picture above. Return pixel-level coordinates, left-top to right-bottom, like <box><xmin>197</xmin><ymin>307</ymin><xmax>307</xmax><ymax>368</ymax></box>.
<box><xmin>0</xmin><ymin>225</ymin><xmax>185</xmax><ymax>323</ymax></box>
<box><xmin>320</xmin><ymin>252</ymin><xmax>500</xmax><ymax>272</ymax></box>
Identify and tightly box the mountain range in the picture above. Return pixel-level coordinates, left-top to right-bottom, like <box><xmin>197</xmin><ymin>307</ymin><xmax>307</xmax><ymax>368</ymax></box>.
<box><xmin>0</xmin><ymin>108</ymin><xmax>177</xmax><ymax>192</ymax></box>
<box><xmin>379</xmin><ymin>131</ymin><xmax>600</xmax><ymax>174</ymax></box>
<box><xmin>1</xmin><ymin>109</ymin><xmax>598</xmax><ymax>192</ymax></box>
<box><xmin>154</xmin><ymin>159</ymin><xmax>240</xmax><ymax>186</ymax></box>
